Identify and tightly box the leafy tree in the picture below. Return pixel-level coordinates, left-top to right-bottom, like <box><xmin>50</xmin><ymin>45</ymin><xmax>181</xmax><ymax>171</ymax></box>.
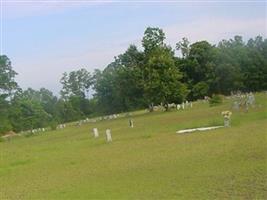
<box><xmin>142</xmin><ymin>27</ymin><xmax>166</xmax><ymax>54</ymax></box>
<box><xmin>0</xmin><ymin>55</ymin><xmax>18</xmax><ymax>134</ymax></box>
<box><xmin>142</xmin><ymin>28</ymin><xmax>188</xmax><ymax>109</ymax></box>
<box><xmin>0</xmin><ymin>55</ymin><xmax>18</xmax><ymax>96</ymax></box>
<box><xmin>176</xmin><ymin>37</ymin><xmax>190</xmax><ymax>58</ymax></box>
<box><xmin>93</xmin><ymin>45</ymin><xmax>145</xmax><ymax>114</ymax></box>
<box><xmin>9</xmin><ymin>88</ymin><xmax>54</xmax><ymax>132</ymax></box>
<box><xmin>60</xmin><ymin>68</ymin><xmax>92</xmax><ymax>99</ymax></box>
<box><xmin>143</xmin><ymin>47</ymin><xmax>188</xmax><ymax>110</ymax></box>
<box><xmin>244</xmin><ymin>36</ymin><xmax>267</xmax><ymax>90</ymax></box>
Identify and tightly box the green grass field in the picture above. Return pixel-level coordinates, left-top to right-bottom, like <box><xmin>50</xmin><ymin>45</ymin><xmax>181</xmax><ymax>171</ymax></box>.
<box><xmin>1</xmin><ymin>93</ymin><xmax>267</xmax><ymax>199</ymax></box>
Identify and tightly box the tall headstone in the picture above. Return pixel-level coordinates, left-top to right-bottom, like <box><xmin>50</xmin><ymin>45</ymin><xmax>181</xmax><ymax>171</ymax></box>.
<box><xmin>93</xmin><ymin>128</ymin><xmax>99</xmax><ymax>138</ymax></box>
<box><xmin>247</xmin><ymin>92</ymin><xmax>255</xmax><ymax>107</ymax></box>
<box><xmin>129</xmin><ymin>119</ymin><xmax>134</xmax><ymax>128</ymax></box>
<box><xmin>182</xmin><ymin>102</ymin><xmax>185</xmax><ymax>110</ymax></box>
<box><xmin>177</xmin><ymin>104</ymin><xmax>181</xmax><ymax>110</ymax></box>
<box><xmin>106</xmin><ymin>129</ymin><xmax>112</xmax><ymax>142</ymax></box>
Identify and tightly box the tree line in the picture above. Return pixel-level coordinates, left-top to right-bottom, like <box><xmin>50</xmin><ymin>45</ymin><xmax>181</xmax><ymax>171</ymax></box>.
<box><xmin>0</xmin><ymin>27</ymin><xmax>266</xmax><ymax>134</ymax></box>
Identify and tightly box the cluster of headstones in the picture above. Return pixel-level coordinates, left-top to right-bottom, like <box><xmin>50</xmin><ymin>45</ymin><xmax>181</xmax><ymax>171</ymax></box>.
<box><xmin>76</xmin><ymin>118</ymin><xmax>93</xmax><ymax>126</ymax></box>
<box><xmin>76</xmin><ymin>114</ymin><xmax>121</xmax><ymax>126</ymax></box>
<box><xmin>232</xmin><ymin>92</ymin><xmax>255</xmax><ymax>111</ymax></box>
<box><xmin>57</xmin><ymin>124</ymin><xmax>66</xmax><ymax>129</ymax></box>
<box><xmin>176</xmin><ymin>101</ymin><xmax>193</xmax><ymax>110</ymax></box>
<box><xmin>151</xmin><ymin>101</ymin><xmax>193</xmax><ymax>111</ymax></box>
<box><xmin>18</xmin><ymin>127</ymin><xmax>48</xmax><ymax>136</ymax></box>
<box><xmin>152</xmin><ymin>105</ymin><xmax>165</xmax><ymax>111</ymax></box>
<box><xmin>101</xmin><ymin>114</ymin><xmax>120</xmax><ymax>120</ymax></box>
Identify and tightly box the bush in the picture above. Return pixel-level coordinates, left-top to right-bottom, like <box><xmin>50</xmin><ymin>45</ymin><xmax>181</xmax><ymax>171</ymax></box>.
<box><xmin>209</xmin><ymin>94</ymin><xmax>223</xmax><ymax>106</ymax></box>
<box><xmin>49</xmin><ymin>121</ymin><xmax>58</xmax><ymax>130</ymax></box>
<box><xmin>0</xmin><ymin>119</ymin><xmax>12</xmax><ymax>136</ymax></box>
<box><xmin>0</xmin><ymin>137</ymin><xmax>4</xmax><ymax>142</ymax></box>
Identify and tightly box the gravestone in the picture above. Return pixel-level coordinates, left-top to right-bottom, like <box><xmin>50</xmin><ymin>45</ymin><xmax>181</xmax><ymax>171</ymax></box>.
<box><xmin>93</xmin><ymin>128</ymin><xmax>99</xmax><ymax>138</ymax></box>
<box><xmin>247</xmin><ymin>92</ymin><xmax>255</xmax><ymax>107</ymax></box>
<box><xmin>233</xmin><ymin>101</ymin><xmax>239</xmax><ymax>110</ymax></box>
<box><xmin>177</xmin><ymin>104</ymin><xmax>181</xmax><ymax>110</ymax></box>
<box><xmin>106</xmin><ymin>129</ymin><xmax>112</xmax><ymax>142</ymax></box>
<box><xmin>129</xmin><ymin>119</ymin><xmax>134</xmax><ymax>128</ymax></box>
<box><xmin>222</xmin><ymin>111</ymin><xmax>232</xmax><ymax>127</ymax></box>
<box><xmin>182</xmin><ymin>102</ymin><xmax>185</xmax><ymax>110</ymax></box>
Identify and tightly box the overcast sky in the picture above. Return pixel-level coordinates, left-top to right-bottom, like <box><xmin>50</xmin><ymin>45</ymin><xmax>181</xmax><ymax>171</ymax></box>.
<box><xmin>2</xmin><ymin>0</ymin><xmax>267</xmax><ymax>95</ymax></box>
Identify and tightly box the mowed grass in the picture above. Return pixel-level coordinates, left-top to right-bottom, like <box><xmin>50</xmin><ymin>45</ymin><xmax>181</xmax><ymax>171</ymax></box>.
<box><xmin>0</xmin><ymin>93</ymin><xmax>267</xmax><ymax>199</ymax></box>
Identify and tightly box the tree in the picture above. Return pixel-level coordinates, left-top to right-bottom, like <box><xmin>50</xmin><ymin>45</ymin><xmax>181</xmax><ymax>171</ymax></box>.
<box><xmin>142</xmin><ymin>27</ymin><xmax>166</xmax><ymax>54</ymax></box>
<box><xmin>176</xmin><ymin>37</ymin><xmax>190</xmax><ymax>58</ymax></box>
<box><xmin>182</xmin><ymin>41</ymin><xmax>216</xmax><ymax>99</ymax></box>
<box><xmin>9</xmin><ymin>88</ymin><xmax>54</xmax><ymax>132</ymax></box>
<box><xmin>142</xmin><ymin>27</ymin><xmax>188</xmax><ymax>109</ymax></box>
<box><xmin>143</xmin><ymin>47</ymin><xmax>188</xmax><ymax>110</ymax></box>
<box><xmin>0</xmin><ymin>55</ymin><xmax>18</xmax><ymax>97</ymax></box>
<box><xmin>93</xmin><ymin>45</ymin><xmax>145</xmax><ymax>114</ymax></box>
<box><xmin>244</xmin><ymin>36</ymin><xmax>267</xmax><ymax>91</ymax></box>
<box><xmin>0</xmin><ymin>55</ymin><xmax>18</xmax><ymax>134</ymax></box>
<box><xmin>60</xmin><ymin>68</ymin><xmax>92</xmax><ymax>99</ymax></box>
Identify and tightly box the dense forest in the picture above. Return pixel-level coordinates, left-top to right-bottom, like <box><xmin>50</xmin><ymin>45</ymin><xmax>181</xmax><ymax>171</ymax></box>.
<box><xmin>1</xmin><ymin>27</ymin><xmax>267</xmax><ymax>134</ymax></box>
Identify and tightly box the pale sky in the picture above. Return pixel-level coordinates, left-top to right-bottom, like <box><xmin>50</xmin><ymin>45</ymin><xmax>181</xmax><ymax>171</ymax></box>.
<box><xmin>2</xmin><ymin>0</ymin><xmax>267</xmax><ymax>95</ymax></box>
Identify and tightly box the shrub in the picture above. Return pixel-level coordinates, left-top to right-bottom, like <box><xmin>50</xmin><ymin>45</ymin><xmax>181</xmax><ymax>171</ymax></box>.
<box><xmin>49</xmin><ymin>121</ymin><xmax>58</xmax><ymax>130</ymax></box>
<box><xmin>209</xmin><ymin>94</ymin><xmax>223</xmax><ymax>106</ymax></box>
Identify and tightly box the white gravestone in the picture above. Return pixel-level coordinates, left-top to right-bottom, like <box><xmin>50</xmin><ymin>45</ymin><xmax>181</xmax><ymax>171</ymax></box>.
<box><xmin>106</xmin><ymin>129</ymin><xmax>112</xmax><ymax>142</ymax></box>
<box><xmin>247</xmin><ymin>93</ymin><xmax>255</xmax><ymax>107</ymax></box>
<box><xmin>129</xmin><ymin>119</ymin><xmax>134</xmax><ymax>128</ymax></box>
<box><xmin>182</xmin><ymin>102</ymin><xmax>185</xmax><ymax>110</ymax></box>
<box><xmin>177</xmin><ymin>104</ymin><xmax>181</xmax><ymax>110</ymax></box>
<box><xmin>93</xmin><ymin>128</ymin><xmax>99</xmax><ymax>138</ymax></box>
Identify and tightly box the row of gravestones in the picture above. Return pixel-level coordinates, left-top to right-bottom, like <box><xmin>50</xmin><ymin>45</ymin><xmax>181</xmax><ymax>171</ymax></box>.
<box><xmin>176</xmin><ymin>101</ymin><xmax>193</xmax><ymax>110</ymax></box>
<box><xmin>152</xmin><ymin>101</ymin><xmax>193</xmax><ymax>111</ymax></box>
<box><xmin>92</xmin><ymin>119</ymin><xmax>134</xmax><ymax>143</ymax></box>
<box><xmin>77</xmin><ymin>114</ymin><xmax>123</xmax><ymax>126</ymax></box>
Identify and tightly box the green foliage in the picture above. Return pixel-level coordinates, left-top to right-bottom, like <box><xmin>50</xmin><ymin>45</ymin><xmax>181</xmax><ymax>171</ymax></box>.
<box><xmin>176</xmin><ymin>37</ymin><xmax>190</xmax><ymax>58</ymax></box>
<box><xmin>142</xmin><ymin>27</ymin><xmax>165</xmax><ymax>54</ymax></box>
<box><xmin>143</xmin><ymin>47</ymin><xmax>188</xmax><ymax>107</ymax></box>
<box><xmin>49</xmin><ymin>120</ymin><xmax>58</xmax><ymax>130</ymax></box>
<box><xmin>209</xmin><ymin>94</ymin><xmax>223</xmax><ymax>106</ymax></box>
<box><xmin>0</xmin><ymin>55</ymin><xmax>18</xmax><ymax>95</ymax></box>
<box><xmin>60</xmin><ymin>68</ymin><xmax>92</xmax><ymax>99</ymax></box>
<box><xmin>191</xmin><ymin>82</ymin><xmax>209</xmax><ymax>99</ymax></box>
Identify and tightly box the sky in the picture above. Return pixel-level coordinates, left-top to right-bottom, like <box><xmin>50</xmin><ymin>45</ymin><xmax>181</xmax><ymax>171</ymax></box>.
<box><xmin>2</xmin><ymin>0</ymin><xmax>267</xmax><ymax>95</ymax></box>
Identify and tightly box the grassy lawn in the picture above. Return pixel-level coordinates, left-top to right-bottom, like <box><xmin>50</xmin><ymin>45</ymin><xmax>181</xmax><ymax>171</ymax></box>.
<box><xmin>0</xmin><ymin>93</ymin><xmax>266</xmax><ymax>199</ymax></box>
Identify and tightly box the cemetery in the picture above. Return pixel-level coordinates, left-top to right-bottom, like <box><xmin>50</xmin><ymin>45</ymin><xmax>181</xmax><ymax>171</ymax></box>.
<box><xmin>0</xmin><ymin>92</ymin><xmax>266</xmax><ymax>199</ymax></box>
